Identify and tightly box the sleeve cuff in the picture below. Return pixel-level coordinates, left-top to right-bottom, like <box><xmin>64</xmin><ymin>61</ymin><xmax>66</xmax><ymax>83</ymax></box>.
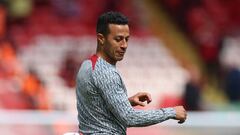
<box><xmin>161</xmin><ymin>107</ymin><xmax>176</xmax><ymax>119</ymax></box>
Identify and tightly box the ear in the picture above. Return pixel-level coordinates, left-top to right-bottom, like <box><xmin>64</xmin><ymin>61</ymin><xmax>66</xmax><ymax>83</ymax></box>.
<box><xmin>97</xmin><ymin>33</ymin><xmax>105</xmax><ymax>45</ymax></box>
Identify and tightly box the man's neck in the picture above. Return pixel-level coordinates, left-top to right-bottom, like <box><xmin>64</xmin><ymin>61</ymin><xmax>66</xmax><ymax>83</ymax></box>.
<box><xmin>96</xmin><ymin>52</ymin><xmax>116</xmax><ymax>65</ymax></box>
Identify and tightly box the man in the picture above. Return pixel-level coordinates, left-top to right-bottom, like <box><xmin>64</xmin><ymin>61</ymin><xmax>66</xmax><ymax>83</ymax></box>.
<box><xmin>76</xmin><ymin>11</ymin><xmax>187</xmax><ymax>135</ymax></box>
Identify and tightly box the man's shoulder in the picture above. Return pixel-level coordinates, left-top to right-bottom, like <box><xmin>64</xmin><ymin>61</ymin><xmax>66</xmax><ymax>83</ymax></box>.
<box><xmin>80</xmin><ymin>59</ymin><xmax>92</xmax><ymax>70</ymax></box>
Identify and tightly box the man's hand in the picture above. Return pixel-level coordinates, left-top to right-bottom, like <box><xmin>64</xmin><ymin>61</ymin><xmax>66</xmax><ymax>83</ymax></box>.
<box><xmin>128</xmin><ymin>92</ymin><xmax>152</xmax><ymax>107</ymax></box>
<box><xmin>173</xmin><ymin>106</ymin><xmax>187</xmax><ymax>124</ymax></box>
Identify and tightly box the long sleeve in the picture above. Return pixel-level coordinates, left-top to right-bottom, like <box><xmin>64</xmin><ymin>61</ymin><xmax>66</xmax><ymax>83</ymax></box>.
<box><xmin>93</xmin><ymin>69</ymin><xmax>176</xmax><ymax>127</ymax></box>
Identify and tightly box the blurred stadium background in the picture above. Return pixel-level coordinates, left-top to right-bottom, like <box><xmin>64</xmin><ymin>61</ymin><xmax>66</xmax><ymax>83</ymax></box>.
<box><xmin>0</xmin><ymin>0</ymin><xmax>240</xmax><ymax>134</ymax></box>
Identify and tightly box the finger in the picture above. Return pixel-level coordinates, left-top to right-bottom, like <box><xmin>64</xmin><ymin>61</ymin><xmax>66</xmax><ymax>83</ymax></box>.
<box><xmin>138</xmin><ymin>94</ymin><xmax>148</xmax><ymax>102</ymax></box>
<box><xmin>146</xmin><ymin>98</ymin><xmax>151</xmax><ymax>104</ymax></box>
<box><xmin>140</xmin><ymin>92</ymin><xmax>152</xmax><ymax>103</ymax></box>
<box><xmin>178</xmin><ymin>119</ymin><xmax>185</xmax><ymax>124</ymax></box>
<box><xmin>146</xmin><ymin>93</ymin><xmax>152</xmax><ymax>103</ymax></box>
<box><xmin>135</xmin><ymin>101</ymin><xmax>146</xmax><ymax>107</ymax></box>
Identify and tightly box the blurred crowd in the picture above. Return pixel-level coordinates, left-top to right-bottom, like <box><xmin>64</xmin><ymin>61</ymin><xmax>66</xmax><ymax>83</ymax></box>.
<box><xmin>0</xmin><ymin>0</ymin><xmax>240</xmax><ymax>111</ymax></box>
<box><xmin>3</xmin><ymin>1</ymin><xmax>240</xmax><ymax>135</ymax></box>
<box><xmin>160</xmin><ymin>0</ymin><xmax>240</xmax><ymax>109</ymax></box>
<box><xmin>0</xmin><ymin>0</ymin><xmax>142</xmax><ymax>110</ymax></box>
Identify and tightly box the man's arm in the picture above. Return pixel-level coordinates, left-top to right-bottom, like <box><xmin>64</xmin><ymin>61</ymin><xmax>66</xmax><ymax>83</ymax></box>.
<box><xmin>129</xmin><ymin>93</ymin><xmax>187</xmax><ymax>123</ymax></box>
<box><xmin>93</xmin><ymin>70</ymin><xmax>186</xmax><ymax>127</ymax></box>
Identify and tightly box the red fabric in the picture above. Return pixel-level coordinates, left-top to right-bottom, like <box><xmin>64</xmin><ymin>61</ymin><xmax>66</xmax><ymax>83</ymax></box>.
<box><xmin>89</xmin><ymin>54</ymin><xmax>98</xmax><ymax>70</ymax></box>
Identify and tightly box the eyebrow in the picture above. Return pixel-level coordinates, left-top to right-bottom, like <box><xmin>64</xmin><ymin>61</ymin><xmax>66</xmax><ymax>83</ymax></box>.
<box><xmin>115</xmin><ymin>35</ymin><xmax>130</xmax><ymax>38</ymax></box>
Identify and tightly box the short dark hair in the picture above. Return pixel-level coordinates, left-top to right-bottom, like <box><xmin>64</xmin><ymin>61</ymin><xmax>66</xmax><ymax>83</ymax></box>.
<box><xmin>96</xmin><ymin>11</ymin><xmax>128</xmax><ymax>36</ymax></box>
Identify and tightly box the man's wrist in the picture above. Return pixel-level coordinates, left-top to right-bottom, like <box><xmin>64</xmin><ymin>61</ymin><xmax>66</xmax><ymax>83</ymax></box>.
<box><xmin>128</xmin><ymin>97</ymin><xmax>134</xmax><ymax>106</ymax></box>
<box><xmin>160</xmin><ymin>107</ymin><xmax>176</xmax><ymax>119</ymax></box>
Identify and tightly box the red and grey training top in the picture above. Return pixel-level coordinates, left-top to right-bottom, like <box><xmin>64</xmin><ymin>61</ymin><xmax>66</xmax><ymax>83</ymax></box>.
<box><xmin>76</xmin><ymin>55</ymin><xmax>176</xmax><ymax>135</ymax></box>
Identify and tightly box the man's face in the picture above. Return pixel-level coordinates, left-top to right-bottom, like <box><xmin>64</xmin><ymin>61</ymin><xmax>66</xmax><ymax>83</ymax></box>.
<box><xmin>102</xmin><ymin>24</ymin><xmax>130</xmax><ymax>64</ymax></box>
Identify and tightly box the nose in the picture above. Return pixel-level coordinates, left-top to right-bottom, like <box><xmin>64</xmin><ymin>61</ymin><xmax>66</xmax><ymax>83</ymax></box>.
<box><xmin>120</xmin><ymin>39</ymin><xmax>128</xmax><ymax>49</ymax></box>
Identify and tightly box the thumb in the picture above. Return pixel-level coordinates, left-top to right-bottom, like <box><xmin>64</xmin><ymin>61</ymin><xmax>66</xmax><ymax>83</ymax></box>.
<box><xmin>135</xmin><ymin>101</ymin><xmax>146</xmax><ymax>107</ymax></box>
